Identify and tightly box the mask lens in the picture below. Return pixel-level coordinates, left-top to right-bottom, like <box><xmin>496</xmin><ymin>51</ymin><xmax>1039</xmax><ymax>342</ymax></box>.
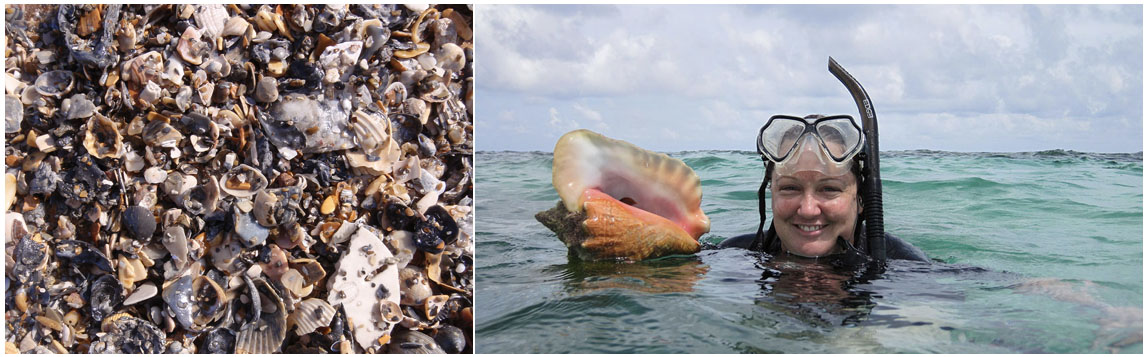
<box><xmin>815</xmin><ymin>118</ymin><xmax>862</xmax><ymax>160</ymax></box>
<box><xmin>761</xmin><ymin>118</ymin><xmax>807</xmax><ymax>160</ymax></box>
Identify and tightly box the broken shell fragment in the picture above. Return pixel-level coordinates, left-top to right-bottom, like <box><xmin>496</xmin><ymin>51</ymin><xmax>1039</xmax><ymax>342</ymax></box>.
<box><xmin>262</xmin><ymin>93</ymin><xmax>356</xmax><ymax>153</ymax></box>
<box><xmin>223</xmin><ymin>16</ymin><xmax>250</xmax><ymax>37</ymax></box>
<box><xmin>123</xmin><ymin>282</ymin><xmax>158</xmax><ymax>306</ymax></box>
<box><xmin>327</xmin><ymin>223</ymin><xmax>401</xmax><ymax>351</ymax></box>
<box><xmin>399</xmin><ymin>266</ymin><xmax>434</xmax><ymax>307</ymax></box>
<box><xmin>142</xmin><ymin>119</ymin><xmax>184</xmax><ymax>148</ymax></box>
<box><xmin>234</xmin><ymin>209</ymin><xmax>271</xmax><ymax>247</ymax></box>
<box><xmin>83</xmin><ymin>114</ymin><xmax>124</xmax><ymax>159</ymax></box>
<box><xmin>144</xmin><ymin>167</ymin><xmax>167</xmax><ymax>184</ymax></box>
<box><xmin>288</xmin><ymin>298</ymin><xmax>336</xmax><ymax>335</ymax></box>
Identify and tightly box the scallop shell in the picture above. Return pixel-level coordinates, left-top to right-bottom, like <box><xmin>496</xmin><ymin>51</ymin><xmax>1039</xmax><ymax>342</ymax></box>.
<box><xmin>348</xmin><ymin>109</ymin><xmax>392</xmax><ymax>157</ymax></box>
<box><xmin>287</xmin><ymin>298</ymin><xmax>335</xmax><ymax>336</ymax></box>
<box><xmin>235</xmin><ymin>277</ymin><xmax>287</xmax><ymax>354</ymax></box>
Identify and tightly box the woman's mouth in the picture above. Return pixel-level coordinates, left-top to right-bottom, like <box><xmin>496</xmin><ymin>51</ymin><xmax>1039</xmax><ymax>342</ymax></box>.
<box><xmin>796</xmin><ymin>224</ymin><xmax>825</xmax><ymax>233</ymax></box>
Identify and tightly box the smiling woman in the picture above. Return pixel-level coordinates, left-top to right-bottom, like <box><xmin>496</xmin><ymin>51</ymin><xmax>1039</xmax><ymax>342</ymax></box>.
<box><xmin>469</xmin><ymin>3</ymin><xmax>1143</xmax><ymax>354</ymax></box>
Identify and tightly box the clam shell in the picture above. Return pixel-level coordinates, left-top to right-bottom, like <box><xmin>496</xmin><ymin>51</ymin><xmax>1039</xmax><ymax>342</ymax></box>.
<box><xmin>161</xmin><ymin>268</ymin><xmax>197</xmax><ymax>330</ymax></box>
<box><xmin>222</xmin><ymin>16</ymin><xmax>250</xmax><ymax>37</ymax></box>
<box><xmin>388</xmin><ymin>330</ymin><xmax>445</xmax><ymax>354</ymax></box>
<box><xmin>33</xmin><ymin>70</ymin><xmax>73</xmax><ymax>97</ymax></box>
<box><xmin>142</xmin><ymin>120</ymin><xmax>184</xmax><ymax>148</ymax></box>
<box><xmin>220</xmin><ymin>164</ymin><xmax>268</xmax><ymax>198</ymax></box>
<box><xmin>89</xmin><ymin>274</ymin><xmax>124</xmax><ymax>322</ymax></box>
<box><xmin>122</xmin><ymin>206</ymin><xmax>156</xmax><ymax>240</ymax></box>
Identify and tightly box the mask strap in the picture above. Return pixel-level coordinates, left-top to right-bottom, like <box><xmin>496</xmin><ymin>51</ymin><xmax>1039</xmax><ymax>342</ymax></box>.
<box><xmin>751</xmin><ymin>160</ymin><xmax>774</xmax><ymax>251</ymax></box>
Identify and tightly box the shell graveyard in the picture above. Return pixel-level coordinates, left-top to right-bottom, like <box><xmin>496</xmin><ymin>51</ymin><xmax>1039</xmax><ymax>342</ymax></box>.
<box><xmin>4</xmin><ymin>4</ymin><xmax>473</xmax><ymax>354</ymax></box>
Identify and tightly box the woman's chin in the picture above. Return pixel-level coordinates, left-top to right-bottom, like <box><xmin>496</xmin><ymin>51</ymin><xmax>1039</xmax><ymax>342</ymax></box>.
<box><xmin>782</xmin><ymin>237</ymin><xmax>837</xmax><ymax>257</ymax></box>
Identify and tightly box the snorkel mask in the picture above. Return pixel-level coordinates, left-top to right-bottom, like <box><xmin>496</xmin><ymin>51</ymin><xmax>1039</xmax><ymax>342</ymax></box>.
<box><xmin>757</xmin><ymin>114</ymin><xmax>864</xmax><ymax>178</ymax></box>
<box><xmin>752</xmin><ymin>57</ymin><xmax>887</xmax><ymax>269</ymax></box>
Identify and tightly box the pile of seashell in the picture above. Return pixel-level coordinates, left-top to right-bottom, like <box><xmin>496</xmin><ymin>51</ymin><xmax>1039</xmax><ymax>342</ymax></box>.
<box><xmin>4</xmin><ymin>4</ymin><xmax>473</xmax><ymax>354</ymax></box>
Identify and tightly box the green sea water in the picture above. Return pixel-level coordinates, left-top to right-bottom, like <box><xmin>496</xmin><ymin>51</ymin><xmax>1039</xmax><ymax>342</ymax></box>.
<box><xmin>475</xmin><ymin>150</ymin><xmax>1142</xmax><ymax>353</ymax></box>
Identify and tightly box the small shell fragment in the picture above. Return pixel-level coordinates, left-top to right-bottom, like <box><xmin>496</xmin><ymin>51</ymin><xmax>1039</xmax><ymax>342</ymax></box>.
<box><xmin>124</xmin><ymin>282</ymin><xmax>158</xmax><ymax>306</ymax></box>
<box><xmin>287</xmin><ymin>298</ymin><xmax>335</xmax><ymax>335</ymax></box>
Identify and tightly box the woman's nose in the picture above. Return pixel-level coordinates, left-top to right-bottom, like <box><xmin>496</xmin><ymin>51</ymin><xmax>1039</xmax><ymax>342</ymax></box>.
<box><xmin>797</xmin><ymin>193</ymin><xmax>821</xmax><ymax>217</ymax></box>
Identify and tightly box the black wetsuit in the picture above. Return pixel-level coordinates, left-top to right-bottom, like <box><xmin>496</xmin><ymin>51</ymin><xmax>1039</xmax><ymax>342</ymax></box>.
<box><xmin>718</xmin><ymin>227</ymin><xmax>930</xmax><ymax>262</ymax></box>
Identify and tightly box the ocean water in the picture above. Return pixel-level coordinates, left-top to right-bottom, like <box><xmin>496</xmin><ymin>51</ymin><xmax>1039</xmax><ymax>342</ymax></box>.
<box><xmin>475</xmin><ymin>150</ymin><xmax>1142</xmax><ymax>353</ymax></box>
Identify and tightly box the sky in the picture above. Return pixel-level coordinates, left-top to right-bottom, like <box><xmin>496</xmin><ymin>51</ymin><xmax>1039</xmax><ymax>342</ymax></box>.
<box><xmin>475</xmin><ymin>5</ymin><xmax>1143</xmax><ymax>153</ymax></box>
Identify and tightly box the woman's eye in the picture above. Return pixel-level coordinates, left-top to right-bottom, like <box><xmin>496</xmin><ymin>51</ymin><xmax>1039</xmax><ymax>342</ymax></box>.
<box><xmin>778</xmin><ymin>185</ymin><xmax>800</xmax><ymax>192</ymax></box>
<box><xmin>820</xmin><ymin>186</ymin><xmax>843</xmax><ymax>193</ymax></box>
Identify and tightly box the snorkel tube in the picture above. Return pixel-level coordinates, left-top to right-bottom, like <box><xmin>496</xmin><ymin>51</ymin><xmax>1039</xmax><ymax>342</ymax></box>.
<box><xmin>827</xmin><ymin>57</ymin><xmax>886</xmax><ymax>269</ymax></box>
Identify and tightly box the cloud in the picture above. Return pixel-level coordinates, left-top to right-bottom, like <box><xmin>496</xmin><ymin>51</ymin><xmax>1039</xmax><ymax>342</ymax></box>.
<box><xmin>477</xmin><ymin>5</ymin><xmax>1142</xmax><ymax>152</ymax></box>
<box><xmin>572</xmin><ymin>103</ymin><xmax>603</xmax><ymax>122</ymax></box>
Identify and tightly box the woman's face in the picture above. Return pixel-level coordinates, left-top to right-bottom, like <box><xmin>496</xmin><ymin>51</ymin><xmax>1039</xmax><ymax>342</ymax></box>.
<box><xmin>771</xmin><ymin>170</ymin><xmax>859</xmax><ymax>257</ymax></box>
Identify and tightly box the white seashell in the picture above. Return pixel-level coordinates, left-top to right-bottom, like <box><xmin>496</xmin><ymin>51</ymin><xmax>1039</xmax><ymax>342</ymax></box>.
<box><xmin>138</xmin><ymin>81</ymin><xmax>162</xmax><ymax>106</ymax></box>
<box><xmin>326</xmin><ymin>223</ymin><xmax>401</xmax><ymax>351</ymax></box>
<box><xmin>193</xmin><ymin>5</ymin><xmax>228</xmax><ymax>39</ymax></box>
<box><xmin>144</xmin><ymin>167</ymin><xmax>167</xmax><ymax>184</ymax></box>
<box><xmin>404</xmin><ymin>4</ymin><xmax>429</xmax><ymax>12</ymax></box>
<box><xmin>222</xmin><ymin>16</ymin><xmax>250</xmax><ymax>37</ymax></box>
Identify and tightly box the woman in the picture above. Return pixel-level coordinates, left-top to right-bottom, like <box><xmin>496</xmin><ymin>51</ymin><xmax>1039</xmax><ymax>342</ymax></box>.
<box><xmin>719</xmin><ymin>113</ymin><xmax>928</xmax><ymax>264</ymax></box>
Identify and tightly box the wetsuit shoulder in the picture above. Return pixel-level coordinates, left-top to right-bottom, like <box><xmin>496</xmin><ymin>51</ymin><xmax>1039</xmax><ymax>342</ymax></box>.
<box><xmin>884</xmin><ymin>232</ymin><xmax>930</xmax><ymax>262</ymax></box>
<box><xmin>718</xmin><ymin>233</ymin><xmax>757</xmax><ymax>249</ymax></box>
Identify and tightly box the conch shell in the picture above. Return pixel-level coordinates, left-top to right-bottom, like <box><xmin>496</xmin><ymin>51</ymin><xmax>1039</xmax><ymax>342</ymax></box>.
<box><xmin>536</xmin><ymin>129</ymin><xmax>710</xmax><ymax>261</ymax></box>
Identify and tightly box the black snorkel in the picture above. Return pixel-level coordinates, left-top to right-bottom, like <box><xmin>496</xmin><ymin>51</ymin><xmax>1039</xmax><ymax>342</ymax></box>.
<box><xmin>828</xmin><ymin>57</ymin><xmax>886</xmax><ymax>270</ymax></box>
